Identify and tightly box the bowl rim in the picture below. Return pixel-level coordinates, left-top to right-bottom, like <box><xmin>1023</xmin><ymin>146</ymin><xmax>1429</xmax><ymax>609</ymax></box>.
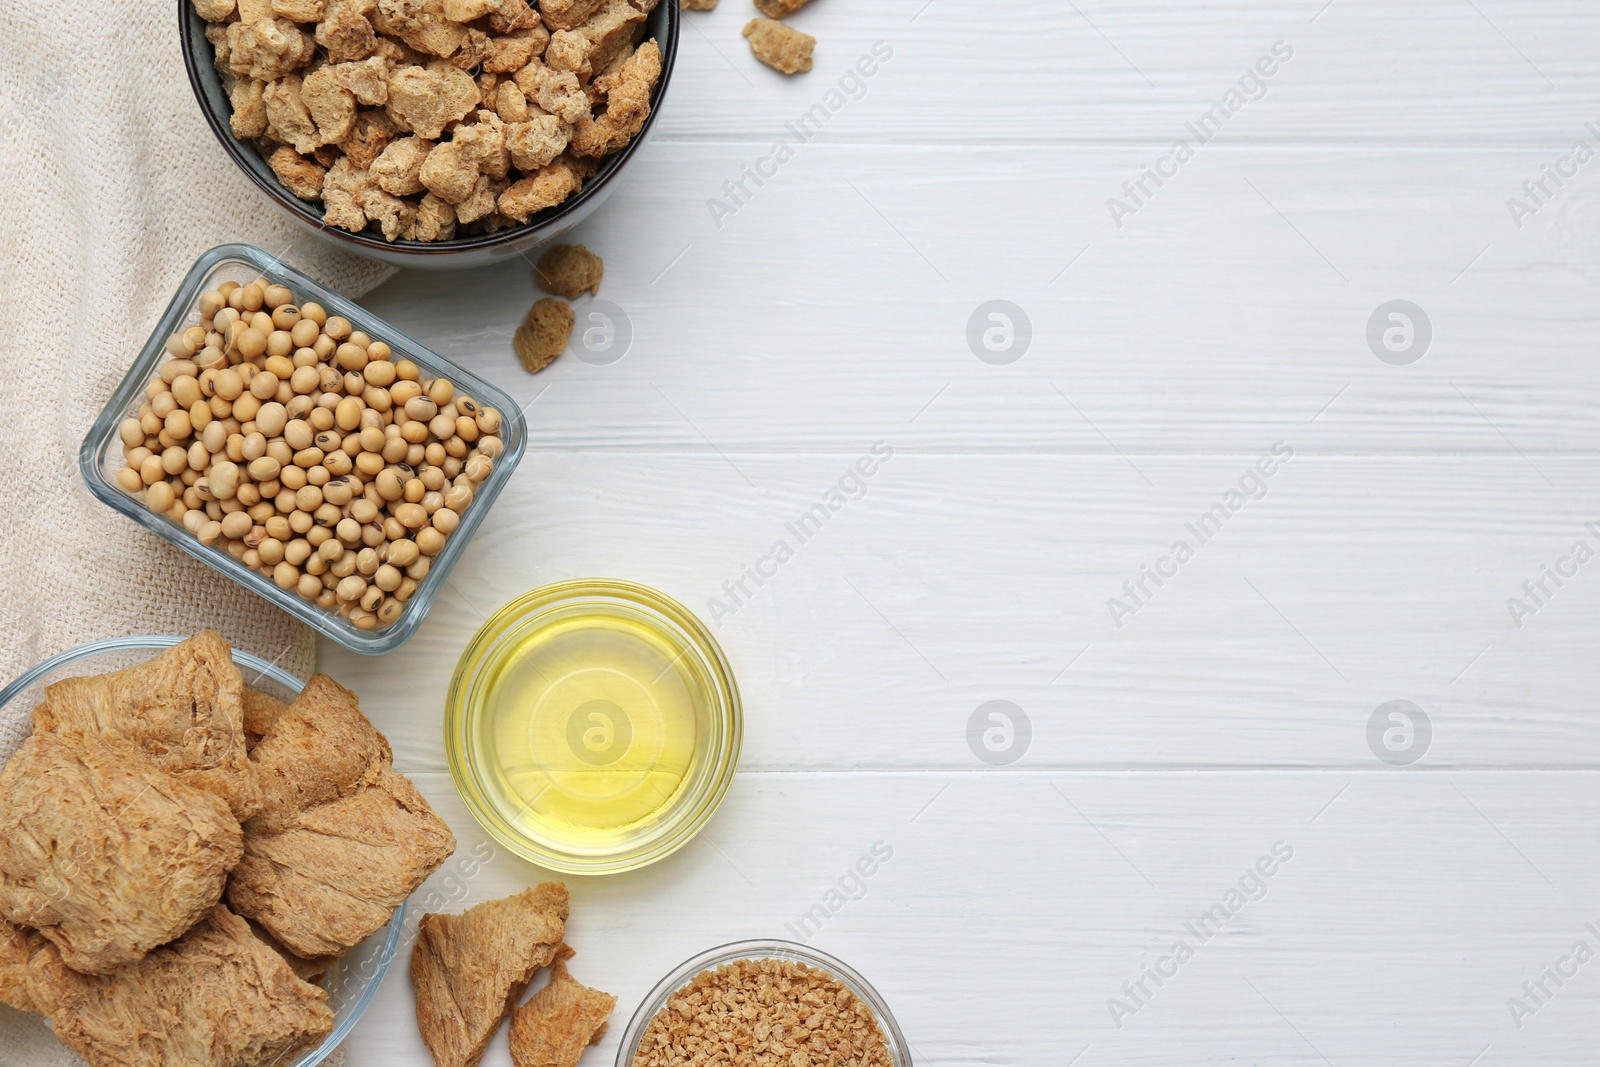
<box><xmin>612</xmin><ymin>939</ymin><xmax>913</xmax><ymax>1067</ymax></box>
<box><xmin>0</xmin><ymin>634</ymin><xmax>407</xmax><ymax>1067</ymax></box>
<box><xmin>0</xmin><ymin>633</ymin><xmax>304</xmax><ymax>717</ymax></box>
<box><xmin>77</xmin><ymin>242</ymin><xmax>528</xmax><ymax>656</ymax></box>
<box><xmin>444</xmin><ymin>577</ymin><xmax>742</xmax><ymax>876</ymax></box>
<box><xmin>177</xmin><ymin>0</ymin><xmax>681</xmax><ymax>257</ymax></box>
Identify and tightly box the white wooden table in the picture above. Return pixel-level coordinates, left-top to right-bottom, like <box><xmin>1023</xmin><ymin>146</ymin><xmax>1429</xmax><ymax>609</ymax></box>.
<box><xmin>331</xmin><ymin>3</ymin><xmax>1600</xmax><ymax>1064</ymax></box>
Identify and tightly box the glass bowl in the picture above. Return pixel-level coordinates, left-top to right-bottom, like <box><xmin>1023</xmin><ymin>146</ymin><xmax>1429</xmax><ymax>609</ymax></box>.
<box><xmin>445</xmin><ymin>579</ymin><xmax>741</xmax><ymax>875</ymax></box>
<box><xmin>615</xmin><ymin>940</ymin><xmax>912</xmax><ymax>1067</ymax></box>
<box><xmin>0</xmin><ymin>635</ymin><xmax>405</xmax><ymax>1067</ymax></box>
<box><xmin>177</xmin><ymin>0</ymin><xmax>680</xmax><ymax>270</ymax></box>
<box><xmin>79</xmin><ymin>243</ymin><xmax>527</xmax><ymax>655</ymax></box>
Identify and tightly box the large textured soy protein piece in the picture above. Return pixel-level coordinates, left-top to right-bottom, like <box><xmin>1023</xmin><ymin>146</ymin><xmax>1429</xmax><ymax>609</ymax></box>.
<box><xmin>227</xmin><ymin>675</ymin><xmax>456</xmax><ymax>960</ymax></box>
<box><xmin>0</xmin><ymin>731</ymin><xmax>243</xmax><ymax>976</ymax></box>
<box><xmin>411</xmin><ymin>884</ymin><xmax>571</xmax><ymax>1067</ymax></box>
<box><xmin>19</xmin><ymin>905</ymin><xmax>334</xmax><ymax>1067</ymax></box>
<box><xmin>0</xmin><ymin>917</ymin><xmax>46</xmax><ymax>1012</ymax></box>
<box><xmin>33</xmin><ymin>630</ymin><xmax>261</xmax><ymax>820</ymax></box>
<box><xmin>509</xmin><ymin>958</ymin><xmax>616</xmax><ymax>1067</ymax></box>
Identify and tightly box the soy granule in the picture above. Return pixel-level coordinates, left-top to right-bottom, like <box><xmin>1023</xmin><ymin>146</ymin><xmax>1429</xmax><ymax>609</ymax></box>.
<box><xmin>632</xmin><ymin>959</ymin><xmax>894</xmax><ymax>1067</ymax></box>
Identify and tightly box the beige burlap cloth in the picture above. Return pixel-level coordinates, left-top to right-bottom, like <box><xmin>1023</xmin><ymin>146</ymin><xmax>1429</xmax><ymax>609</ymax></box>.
<box><xmin>0</xmin><ymin>4</ymin><xmax>394</xmax><ymax>1064</ymax></box>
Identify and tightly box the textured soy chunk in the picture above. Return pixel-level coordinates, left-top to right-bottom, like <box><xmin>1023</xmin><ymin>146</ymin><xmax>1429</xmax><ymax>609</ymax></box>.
<box><xmin>514</xmin><ymin>298</ymin><xmax>575</xmax><ymax>373</ymax></box>
<box><xmin>535</xmin><ymin>244</ymin><xmax>604</xmax><ymax>299</ymax></box>
<box><xmin>743</xmin><ymin>17</ymin><xmax>813</xmax><ymax>74</ymax></box>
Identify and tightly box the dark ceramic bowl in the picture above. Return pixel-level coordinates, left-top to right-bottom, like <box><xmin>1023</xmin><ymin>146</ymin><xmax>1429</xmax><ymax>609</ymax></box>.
<box><xmin>178</xmin><ymin>1</ymin><xmax>678</xmax><ymax>270</ymax></box>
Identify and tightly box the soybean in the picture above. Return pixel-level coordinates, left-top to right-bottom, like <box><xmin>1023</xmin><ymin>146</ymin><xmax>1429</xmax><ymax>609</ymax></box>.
<box><xmin>114</xmin><ymin>280</ymin><xmax>505</xmax><ymax>631</ymax></box>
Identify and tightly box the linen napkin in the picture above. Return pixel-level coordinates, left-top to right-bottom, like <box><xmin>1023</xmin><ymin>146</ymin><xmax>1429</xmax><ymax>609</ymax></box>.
<box><xmin>0</xmin><ymin>3</ymin><xmax>394</xmax><ymax>1063</ymax></box>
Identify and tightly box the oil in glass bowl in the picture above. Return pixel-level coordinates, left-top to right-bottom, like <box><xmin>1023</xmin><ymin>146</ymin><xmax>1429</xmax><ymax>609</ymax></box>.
<box><xmin>446</xmin><ymin>580</ymin><xmax>741</xmax><ymax>874</ymax></box>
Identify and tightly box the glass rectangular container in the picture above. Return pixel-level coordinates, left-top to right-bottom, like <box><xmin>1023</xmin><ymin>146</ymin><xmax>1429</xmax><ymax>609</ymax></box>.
<box><xmin>79</xmin><ymin>244</ymin><xmax>527</xmax><ymax>655</ymax></box>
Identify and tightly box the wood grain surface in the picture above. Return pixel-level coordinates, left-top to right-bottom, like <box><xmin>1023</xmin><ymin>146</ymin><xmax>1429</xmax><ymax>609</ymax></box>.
<box><xmin>324</xmin><ymin>2</ymin><xmax>1600</xmax><ymax>1065</ymax></box>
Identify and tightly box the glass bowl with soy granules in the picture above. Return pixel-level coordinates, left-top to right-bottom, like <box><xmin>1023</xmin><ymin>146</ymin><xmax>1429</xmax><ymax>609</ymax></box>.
<box><xmin>616</xmin><ymin>941</ymin><xmax>911</xmax><ymax>1067</ymax></box>
<box><xmin>80</xmin><ymin>243</ymin><xmax>526</xmax><ymax>654</ymax></box>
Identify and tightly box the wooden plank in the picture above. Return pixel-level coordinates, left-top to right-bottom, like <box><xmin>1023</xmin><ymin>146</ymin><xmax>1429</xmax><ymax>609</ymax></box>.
<box><xmin>335</xmin><ymin>769</ymin><xmax>1600</xmax><ymax>1067</ymax></box>
<box><xmin>361</xmin><ymin>143</ymin><xmax>1600</xmax><ymax>455</ymax></box>
<box><xmin>322</xmin><ymin>453</ymin><xmax>1600</xmax><ymax>771</ymax></box>
<box><xmin>653</xmin><ymin>1</ymin><xmax>1600</xmax><ymax>145</ymax></box>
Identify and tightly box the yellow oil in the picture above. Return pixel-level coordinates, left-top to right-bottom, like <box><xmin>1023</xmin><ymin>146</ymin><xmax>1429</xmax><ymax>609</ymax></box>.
<box><xmin>469</xmin><ymin>608</ymin><xmax>705</xmax><ymax>854</ymax></box>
